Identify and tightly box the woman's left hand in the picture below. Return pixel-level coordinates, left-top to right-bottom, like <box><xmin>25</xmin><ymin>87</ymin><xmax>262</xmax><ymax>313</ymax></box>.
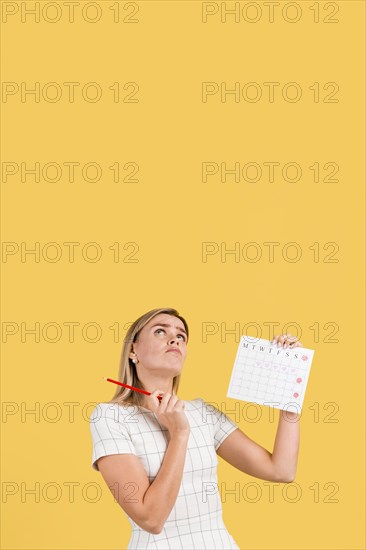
<box><xmin>272</xmin><ymin>333</ymin><xmax>303</xmax><ymax>348</ymax></box>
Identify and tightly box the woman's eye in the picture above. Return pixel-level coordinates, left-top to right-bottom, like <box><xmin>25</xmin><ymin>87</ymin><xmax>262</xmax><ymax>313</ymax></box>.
<box><xmin>155</xmin><ymin>328</ymin><xmax>186</xmax><ymax>341</ymax></box>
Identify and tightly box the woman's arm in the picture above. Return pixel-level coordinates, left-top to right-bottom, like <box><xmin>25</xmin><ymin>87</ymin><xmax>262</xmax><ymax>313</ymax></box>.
<box><xmin>269</xmin><ymin>334</ymin><xmax>302</xmax><ymax>481</ymax></box>
<box><xmin>97</xmin><ymin>431</ymin><xmax>190</xmax><ymax>535</ymax></box>
<box><xmin>143</xmin><ymin>432</ymin><xmax>190</xmax><ymax>533</ymax></box>
<box><xmin>216</xmin><ymin>413</ymin><xmax>299</xmax><ymax>483</ymax></box>
<box><xmin>271</xmin><ymin>410</ymin><xmax>299</xmax><ymax>481</ymax></box>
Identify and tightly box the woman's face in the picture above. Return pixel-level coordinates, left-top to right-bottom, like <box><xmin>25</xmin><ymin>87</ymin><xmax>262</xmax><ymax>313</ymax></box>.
<box><xmin>130</xmin><ymin>313</ymin><xmax>188</xmax><ymax>373</ymax></box>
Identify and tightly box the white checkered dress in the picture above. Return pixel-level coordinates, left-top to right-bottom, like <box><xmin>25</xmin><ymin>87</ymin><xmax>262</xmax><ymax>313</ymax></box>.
<box><xmin>90</xmin><ymin>398</ymin><xmax>240</xmax><ymax>549</ymax></box>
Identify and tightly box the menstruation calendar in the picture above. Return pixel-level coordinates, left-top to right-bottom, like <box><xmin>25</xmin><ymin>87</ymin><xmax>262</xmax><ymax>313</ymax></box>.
<box><xmin>227</xmin><ymin>336</ymin><xmax>315</xmax><ymax>413</ymax></box>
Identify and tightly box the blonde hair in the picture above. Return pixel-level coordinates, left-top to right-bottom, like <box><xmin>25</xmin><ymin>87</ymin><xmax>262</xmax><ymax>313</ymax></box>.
<box><xmin>106</xmin><ymin>307</ymin><xmax>189</xmax><ymax>408</ymax></box>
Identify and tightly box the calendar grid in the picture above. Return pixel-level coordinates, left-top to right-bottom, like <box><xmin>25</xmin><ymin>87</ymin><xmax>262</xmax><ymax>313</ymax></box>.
<box><xmin>227</xmin><ymin>336</ymin><xmax>314</xmax><ymax>413</ymax></box>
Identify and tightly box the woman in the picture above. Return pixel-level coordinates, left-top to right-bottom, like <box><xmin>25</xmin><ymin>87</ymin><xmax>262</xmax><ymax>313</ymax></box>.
<box><xmin>89</xmin><ymin>307</ymin><xmax>302</xmax><ymax>550</ymax></box>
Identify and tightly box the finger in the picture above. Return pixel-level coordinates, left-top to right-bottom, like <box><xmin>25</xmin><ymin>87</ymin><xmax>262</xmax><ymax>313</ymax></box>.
<box><xmin>150</xmin><ymin>390</ymin><xmax>164</xmax><ymax>406</ymax></box>
<box><xmin>272</xmin><ymin>334</ymin><xmax>294</xmax><ymax>347</ymax></box>
<box><xmin>280</xmin><ymin>335</ymin><xmax>296</xmax><ymax>348</ymax></box>
<box><xmin>284</xmin><ymin>335</ymin><xmax>298</xmax><ymax>348</ymax></box>
<box><xmin>285</xmin><ymin>334</ymin><xmax>301</xmax><ymax>348</ymax></box>
<box><xmin>166</xmin><ymin>394</ymin><xmax>178</xmax><ymax>411</ymax></box>
<box><xmin>287</xmin><ymin>336</ymin><xmax>299</xmax><ymax>348</ymax></box>
<box><xmin>159</xmin><ymin>392</ymin><xmax>171</xmax><ymax>410</ymax></box>
<box><xmin>292</xmin><ymin>341</ymin><xmax>303</xmax><ymax>348</ymax></box>
<box><xmin>152</xmin><ymin>390</ymin><xmax>165</xmax><ymax>396</ymax></box>
<box><xmin>277</xmin><ymin>334</ymin><xmax>288</xmax><ymax>347</ymax></box>
<box><xmin>272</xmin><ymin>335</ymin><xmax>301</xmax><ymax>348</ymax></box>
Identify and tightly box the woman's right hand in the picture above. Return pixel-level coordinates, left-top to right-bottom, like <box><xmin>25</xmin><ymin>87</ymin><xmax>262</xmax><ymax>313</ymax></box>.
<box><xmin>148</xmin><ymin>390</ymin><xmax>190</xmax><ymax>437</ymax></box>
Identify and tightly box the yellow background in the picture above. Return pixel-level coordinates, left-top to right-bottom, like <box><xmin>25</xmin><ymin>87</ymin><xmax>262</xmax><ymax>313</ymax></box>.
<box><xmin>1</xmin><ymin>1</ymin><xmax>365</xmax><ymax>549</ymax></box>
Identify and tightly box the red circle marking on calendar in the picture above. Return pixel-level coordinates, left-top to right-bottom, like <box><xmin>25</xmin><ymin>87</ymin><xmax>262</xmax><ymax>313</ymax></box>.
<box><xmin>301</xmin><ymin>355</ymin><xmax>308</xmax><ymax>361</ymax></box>
<box><xmin>293</xmin><ymin>392</ymin><xmax>299</xmax><ymax>398</ymax></box>
<box><xmin>296</xmin><ymin>377</ymin><xmax>302</xmax><ymax>383</ymax></box>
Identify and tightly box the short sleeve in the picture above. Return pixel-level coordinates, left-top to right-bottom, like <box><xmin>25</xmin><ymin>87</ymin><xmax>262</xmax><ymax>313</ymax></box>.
<box><xmin>89</xmin><ymin>403</ymin><xmax>137</xmax><ymax>471</ymax></box>
<box><xmin>198</xmin><ymin>398</ymin><xmax>238</xmax><ymax>451</ymax></box>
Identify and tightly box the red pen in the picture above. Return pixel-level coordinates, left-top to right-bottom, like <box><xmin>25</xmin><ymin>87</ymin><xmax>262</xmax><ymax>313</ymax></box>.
<box><xmin>103</xmin><ymin>377</ymin><xmax>163</xmax><ymax>402</ymax></box>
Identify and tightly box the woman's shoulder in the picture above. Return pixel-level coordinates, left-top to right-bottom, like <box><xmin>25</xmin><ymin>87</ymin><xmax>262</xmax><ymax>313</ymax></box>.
<box><xmin>185</xmin><ymin>397</ymin><xmax>206</xmax><ymax>405</ymax></box>
<box><xmin>183</xmin><ymin>397</ymin><xmax>205</xmax><ymax>411</ymax></box>
<box><xmin>184</xmin><ymin>397</ymin><xmax>223</xmax><ymax>420</ymax></box>
<box><xmin>89</xmin><ymin>401</ymin><xmax>135</xmax><ymax>422</ymax></box>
